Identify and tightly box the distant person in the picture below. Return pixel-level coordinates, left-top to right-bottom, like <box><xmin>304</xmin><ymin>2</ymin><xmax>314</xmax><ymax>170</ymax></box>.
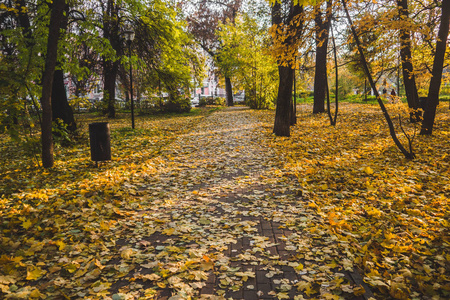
<box><xmin>390</xmin><ymin>89</ymin><xmax>396</xmax><ymax>103</ymax></box>
<box><xmin>383</xmin><ymin>87</ymin><xmax>387</xmax><ymax>95</ymax></box>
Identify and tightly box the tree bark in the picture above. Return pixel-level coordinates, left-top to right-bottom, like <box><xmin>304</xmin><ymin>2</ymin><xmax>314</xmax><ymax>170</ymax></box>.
<box><xmin>103</xmin><ymin>61</ymin><xmax>119</xmax><ymax>118</ymax></box>
<box><xmin>274</xmin><ymin>66</ymin><xmax>294</xmax><ymax>137</ymax></box>
<box><xmin>41</xmin><ymin>0</ymin><xmax>66</xmax><ymax>168</ymax></box>
<box><xmin>271</xmin><ymin>0</ymin><xmax>303</xmax><ymax>137</ymax></box>
<box><xmin>51</xmin><ymin>4</ymin><xmax>75</xmax><ymax>131</ymax></box>
<box><xmin>327</xmin><ymin>24</ymin><xmax>338</xmax><ymax>126</ymax></box>
<box><xmin>292</xmin><ymin>67</ymin><xmax>297</xmax><ymax>125</ymax></box>
<box><xmin>225</xmin><ymin>76</ymin><xmax>234</xmax><ymax>106</ymax></box>
<box><xmin>398</xmin><ymin>0</ymin><xmax>420</xmax><ymax>122</ymax></box>
<box><xmin>420</xmin><ymin>0</ymin><xmax>450</xmax><ymax>135</ymax></box>
<box><xmin>313</xmin><ymin>0</ymin><xmax>332</xmax><ymax>114</ymax></box>
<box><xmin>16</xmin><ymin>0</ymin><xmax>33</xmax><ymax>45</ymax></box>
<box><xmin>102</xmin><ymin>0</ymin><xmax>121</xmax><ymax>118</ymax></box>
<box><xmin>52</xmin><ymin>69</ymin><xmax>76</xmax><ymax>131</ymax></box>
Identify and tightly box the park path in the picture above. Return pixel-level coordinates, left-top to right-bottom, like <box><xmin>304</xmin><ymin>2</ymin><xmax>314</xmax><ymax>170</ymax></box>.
<box><xmin>113</xmin><ymin>107</ymin><xmax>373</xmax><ymax>299</ymax></box>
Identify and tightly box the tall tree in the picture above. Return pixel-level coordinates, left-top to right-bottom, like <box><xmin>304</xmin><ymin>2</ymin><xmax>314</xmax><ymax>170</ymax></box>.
<box><xmin>101</xmin><ymin>0</ymin><xmax>122</xmax><ymax>118</ymax></box>
<box><xmin>217</xmin><ymin>13</ymin><xmax>278</xmax><ymax>109</ymax></box>
<box><xmin>187</xmin><ymin>0</ymin><xmax>242</xmax><ymax>107</ymax></box>
<box><xmin>397</xmin><ymin>0</ymin><xmax>420</xmax><ymax>122</ymax></box>
<box><xmin>270</xmin><ymin>0</ymin><xmax>304</xmax><ymax>137</ymax></box>
<box><xmin>41</xmin><ymin>0</ymin><xmax>67</xmax><ymax>168</ymax></box>
<box><xmin>52</xmin><ymin>3</ymin><xmax>76</xmax><ymax>131</ymax></box>
<box><xmin>420</xmin><ymin>0</ymin><xmax>450</xmax><ymax>135</ymax></box>
<box><xmin>313</xmin><ymin>0</ymin><xmax>332</xmax><ymax>114</ymax></box>
<box><xmin>133</xmin><ymin>0</ymin><xmax>204</xmax><ymax>112</ymax></box>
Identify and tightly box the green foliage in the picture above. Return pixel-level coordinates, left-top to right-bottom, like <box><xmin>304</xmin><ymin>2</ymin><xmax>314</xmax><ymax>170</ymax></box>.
<box><xmin>52</xmin><ymin>119</ymin><xmax>73</xmax><ymax>147</ymax></box>
<box><xmin>135</xmin><ymin>0</ymin><xmax>205</xmax><ymax>100</ymax></box>
<box><xmin>69</xmin><ymin>96</ymin><xmax>91</xmax><ymax>112</ymax></box>
<box><xmin>164</xmin><ymin>94</ymin><xmax>191</xmax><ymax>113</ymax></box>
<box><xmin>199</xmin><ymin>96</ymin><xmax>225</xmax><ymax>107</ymax></box>
<box><xmin>217</xmin><ymin>14</ymin><xmax>278</xmax><ymax>109</ymax></box>
<box><xmin>342</xmin><ymin>94</ymin><xmax>378</xmax><ymax>104</ymax></box>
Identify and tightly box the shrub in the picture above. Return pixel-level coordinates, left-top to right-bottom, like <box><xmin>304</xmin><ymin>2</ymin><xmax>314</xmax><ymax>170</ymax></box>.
<box><xmin>164</xmin><ymin>94</ymin><xmax>191</xmax><ymax>113</ymax></box>
<box><xmin>199</xmin><ymin>96</ymin><xmax>225</xmax><ymax>107</ymax></box>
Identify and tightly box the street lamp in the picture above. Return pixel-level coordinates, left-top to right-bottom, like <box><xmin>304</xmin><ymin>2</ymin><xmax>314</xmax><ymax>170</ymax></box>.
<box><xmin>124</xmin><ymin>29</ymin><xmax>135</xmax><ymax>129</ymax></box>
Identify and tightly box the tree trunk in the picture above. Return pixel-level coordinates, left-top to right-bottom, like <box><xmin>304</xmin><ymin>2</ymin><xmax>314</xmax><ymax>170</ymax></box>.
<box><xmin>420</xmin><ymin>0</ymin><xmax>450</xmax><ymax>135</ymax></box>
<box><xmin>225</xmin><ymin>76</ymin><xmax>234</xmax><ymax>106</ymax></box>
<box><xmin>274</xmin><ymin>66</ymin><xmax>294</xmax><ymax>137</ymax></box>
<box><xmin>52</xmin><ymin>69</ymin><xmax>76</xmax><ymax>131</ymax></box>
<box><xmin>398</xmin><ymin>0</ymin><xmax>420</xmax><ymax>122</ymax></box>
<box><xmin>313</xmin><ymin>0</ymin><xmax>332</xmax><ymax>114</ymax></box>
<box><xmin>103</xmin><ymin>60</ymin><xmax>119</xmax><ymax>118</ymax></box>
<box><xmin>327</xmin><ymin>24</ymin><xmax>338</xmax><ymax>126</ymax></box>
<box><xmin>271</xmin><ymin>0</ymin><xmax>303</xmax><ymax>137</ymax></box>
<box><xmin>41</xmin><ymin>0</ymin><xmax>66</xmax><ymax>168</ymax></box>
<box><xmin>364</xmin><ymin>79</ymin><xmax>368</xmax><ymax>101</ymax></box>
<box><xmin>102</xmin><ymin>0</ymin><xmax>121</xmax><ymax>118</ymax></box>
<box><xmin>292</xmin><ymin>67</ymin><xmax>297</xmax><ymax>125</ymax></box>
<box><xmin>16</xmin><ymin>0</ymin><xmax>33</xmax><ymax>45</ymax></box>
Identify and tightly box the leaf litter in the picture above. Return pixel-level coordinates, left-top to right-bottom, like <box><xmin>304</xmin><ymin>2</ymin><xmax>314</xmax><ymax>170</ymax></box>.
<box><xmin>0</xmin><ymin>104</ymin><xmax>449</xmax><ymax>299</ymax></box>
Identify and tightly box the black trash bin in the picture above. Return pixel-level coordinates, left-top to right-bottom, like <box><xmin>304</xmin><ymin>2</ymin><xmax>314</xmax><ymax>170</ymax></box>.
<box><xmin>89</xmin><ymin>122</ymin><xmax>111</xmax><ymax>162</ymax></box>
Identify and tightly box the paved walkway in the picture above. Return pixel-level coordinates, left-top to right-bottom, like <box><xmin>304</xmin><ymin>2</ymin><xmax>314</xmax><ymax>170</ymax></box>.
<box><xmin>112</xmin><ymin>107</ymin><xmax>373</xmax><ymax>299</ymax></box>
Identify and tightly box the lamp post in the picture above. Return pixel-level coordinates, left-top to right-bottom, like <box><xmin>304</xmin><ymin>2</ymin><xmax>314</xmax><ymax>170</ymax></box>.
<box><xmin>124</xmin><ymin>29</ymin><xmax>135</xmax><ymax>129</ymax></box>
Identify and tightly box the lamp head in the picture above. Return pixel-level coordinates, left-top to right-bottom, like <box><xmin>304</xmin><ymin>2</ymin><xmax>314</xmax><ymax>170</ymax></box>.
<box><xmin>124</xmin><ymin>30</ymin><xmax>135</xmax><ymax>42</ymax></box>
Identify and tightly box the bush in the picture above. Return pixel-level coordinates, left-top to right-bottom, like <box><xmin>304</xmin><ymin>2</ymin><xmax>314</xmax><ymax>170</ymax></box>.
<box><xmin>164</xmin><ymin>94</ymin><xmax>191</xmax><ymax>113</ymax></box>
<box><xmin>246</xmin><ymin>95</ymin><xmax>275</xmax><ymax>109</ymax></box>
<box><xmin>199</xmin><ymin>96</ymin><xmax>225</xmax><ymax>107</ymax></box>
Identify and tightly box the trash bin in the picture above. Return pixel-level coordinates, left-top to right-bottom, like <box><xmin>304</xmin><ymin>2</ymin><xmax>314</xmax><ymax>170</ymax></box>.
<box><xmin>89</xmin><ymin>122</ymin><xmax>111</xmax><ymax>162</ymax></box>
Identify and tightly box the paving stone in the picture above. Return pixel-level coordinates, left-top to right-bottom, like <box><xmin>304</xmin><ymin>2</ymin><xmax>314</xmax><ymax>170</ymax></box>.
<box><xmin>228</xmin><ymin>288</ymin><xmax>243</xmax><ymax>299</ymax></box>
<box><xmin>256</xmin><ymin>283</ymin><xmax>274</xmax><ymax>299</ymax></box>
<box><xmin>201</xmin><ymin>284</ymin><xmax>215</xmax><ymax>295</ymax></box>
<box><xmin>243</xmin><ymin>290</ymin><xmax>259</xmax><ymax>300</ymax></box>
<box><xmin>256</xmin><ymin>270</ymin><xmax>271</xmax><ymax>285</ymax></box>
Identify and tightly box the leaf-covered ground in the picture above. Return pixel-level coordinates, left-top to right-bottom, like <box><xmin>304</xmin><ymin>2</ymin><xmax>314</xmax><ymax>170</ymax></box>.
<box><xmin>0</xmin><ymin>104</ymin><xmax>449</xmax><ymax>299</ymax></box>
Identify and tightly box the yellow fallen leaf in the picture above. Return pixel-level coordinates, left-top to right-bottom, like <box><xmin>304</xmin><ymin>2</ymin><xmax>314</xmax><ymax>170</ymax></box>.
<box><xmin>29</xmin><ymin>288</ymin><xmax>44</xmax><ymax>298</ymax></box>
<box><xmin>162</xmin><ymin>228</ymin><xmax>175</xmax><ymax>235</ymax></box>
<box><xmin>0</xmin><ymin>275</ymin><xmax>16</xmax><ymax>284</ymax></box>
<box><xmin>323</xmin><ymin>293</ymin><xmax>339</xmax><ymax>300</ymax></box>
<box><xmin>277</xmin><ymin>292</ymin><xmax>290</xmax><ymax>299</ymax></box>
<box><xmin>308</xmin><ymin>202</ymin><xmax>318</xmax><ymax>209</ymax></box>
<box><xmin>65</xmin><ymin>263</ymin><xmax>79</xmax><ymax>273</ymax></box>
<box><xmin>121</xmin><ymin>248</ymin><xmax>134</xmax><ymax>259</ymax></box>
<box><xmin>353</xmin><ymin>285</ymin><xmax>366</xmax><ymax>296</ymax></box>
<box><xmin>364</xmin><ymin>166</ymin><xmax>374</xmax><ymax>175</ymax></box>
<box><xmin>142</xmin><ymin>273</ymin><xmax>161</xmax><ymax>281</ymax></box>
<box><xmin>26</xmin><ymin>265</ymin><xmax>46</xmax><ymax>281</ymax></box>
<box><xmin>200</xmin><ymin>259</ymin><xmax>214</xmax><ymax>271</ymax></box>
<box><xmin>22</xmin><ymin>219</ymin><xmax>32</xmax><ymax>230</ymax></box>
<box><xmin>49</xmin><ymin>266</ymin><xmax>61</xmax><ymax>273</ymax></box>
<box><xmin>100</xmin><ymin>220</ymin><xmax>110</xmax><ymax>231</ymax></box>
<box><xmin>296</xmin><ymin>281</ymin><xmax>310</xmax><ymax>291</ymax></box>
<box><xmin>295</xmin><ymin>263</ymin><xmax>304</xmax><ymax>271</ymax></box>
<box><xmin>55</xmin><ymin>240</ymin><xmax>66</xmax><ymax>251</ymax></box>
